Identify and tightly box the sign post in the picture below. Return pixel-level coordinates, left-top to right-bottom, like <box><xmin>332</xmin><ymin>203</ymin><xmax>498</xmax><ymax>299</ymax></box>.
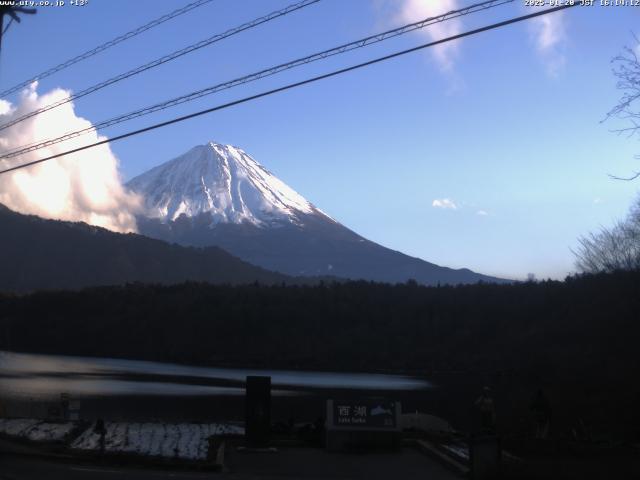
<box><xmin>469</xmin><ymin>434</ymin><xmax>501</xmax><ymax>480</ymax></box>
<box><xmin>245</xmin><ymin>376</ymin><xmax>271</xmax><ymax>447</ymax></box>
<box><xmin>60</xmin><ymin>393</ymin><xmax>70</xmax><ymax>421</ymax></box>
<box><xmin>68</xmin><ymin>400</ymin><xmax>81</xmax><ymax>421</ymax></box>
<box><xmin>326</xmin><ymin>399</ymin><xmax>401</xmax><ymax>452</ymax></box>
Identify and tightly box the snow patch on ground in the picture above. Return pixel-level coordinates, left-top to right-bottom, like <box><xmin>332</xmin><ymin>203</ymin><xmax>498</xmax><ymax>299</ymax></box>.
<box><xmin>72</xmin><ymin>421</ymin><xmax>244</xmax><ymax>461</ymax></box>
<box><xmin>0</xmin><ymin>418</ymin><xmax>40</xmax><ymax>436</ymax></box>
<box><xmin>442</xmin><ymin>443</ymin><xmax>469</xmax><ymax>460</ymax></box>
<box><xmin>25</xmin><ymin>422</ymin><xmax>75</xmax><ymax>442</ymax></box>
<box><xmin>0</xmin><ymin>418</ymin><xmax>74</xmax><ymax>442</ymax></box>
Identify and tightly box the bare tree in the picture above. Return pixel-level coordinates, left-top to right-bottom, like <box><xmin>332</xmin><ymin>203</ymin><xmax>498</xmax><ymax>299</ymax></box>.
<box><xmin>574</xmin><ymin>196</ymin><xmax>640</xmax><ymax>273</ymax></box>
<box><xmin>574</xmin><ymin>40</ymin><xmax>640</xmax><ymax>273</ymax></box>
<box><xmin>605</xmin><ymin>36</ymin><xmax>640</xmax><ymax>181</ymax></box>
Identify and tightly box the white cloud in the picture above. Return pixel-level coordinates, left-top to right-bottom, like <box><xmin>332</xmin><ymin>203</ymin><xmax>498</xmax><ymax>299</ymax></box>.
<box><xmin>0</xmin><ymin>83</ymin><xmax>140</xmax><ymax>233</ymax></box>
<box><xmin>476</xmin><ymin>209</ymin><xmax>489</xmax><ymax>216</ymax></box>
<box><xmin>535</xmin><ymin>14</ymin><xmax>563</xmax><ymax>51</ymax></box>
<box><xmin>388</xmin><ymin>0</ymin><xmax>463</xmax><ymax>72</ymax></box>
<box><xmin>593</xmin><ymin>197</ymin><xmax>602</xmax><ymax>205</ymax></box>
<box><xmin>530</xmin><ymin>10</ymin><xmax>567</xmax><ymax>76</ymax></box>
<box><xmin>0</xmin><ymin>100</ymin><xmax>11</xmax><ymax>116</ymax></box>
<box><xmin>432</xmin><ymin>198</ymin><xmax>458</xmax><ymax>210</ymax></box>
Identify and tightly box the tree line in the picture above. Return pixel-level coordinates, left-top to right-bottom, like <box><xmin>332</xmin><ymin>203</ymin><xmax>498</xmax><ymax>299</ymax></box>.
<box><xmin>1</xmin><ymin>270</ymin><xmax>639</xmax><ymax>439</ymax></box>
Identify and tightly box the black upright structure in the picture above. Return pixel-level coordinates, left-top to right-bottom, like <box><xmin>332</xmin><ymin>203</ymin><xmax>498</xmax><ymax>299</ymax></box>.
<box><xmin>0</xmin><ymin>5</ymin><xmax>36</xmax><ymax>54</ymax></box>
<box><xmin>245</xmin><ymin>375</ymin><xmax>271</xmax><ymax>447</ymax></box>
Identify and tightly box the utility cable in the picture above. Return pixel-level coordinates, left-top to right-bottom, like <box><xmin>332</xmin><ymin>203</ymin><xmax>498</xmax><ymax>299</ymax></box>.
<box><xmin>0</xmin><ymin>0</ymin><xmax>513</xmax><ymax>161</ymax></box>
<box><xmin>0</xmin><ymin>0</ymin><xmax>320</xmax><ymax>132</ymax></box>
<box><xmin>0</xmin><ymin>0</ymin><xmax>216</xmax><ymax>99</ymax></box>
<box><xmin>0</xmin><ymin>4</ymin><xmax>577</xmax><ymax>176</ymax></box>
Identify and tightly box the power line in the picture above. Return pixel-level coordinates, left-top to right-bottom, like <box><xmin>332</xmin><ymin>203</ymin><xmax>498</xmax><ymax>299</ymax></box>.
<box><xmin>0</xmin><ymin>0</ymin><xmax>321</xmax><ymax>134</ymax></box>
<box><xmin>0</xmin><ymin>0</ymin><xmax>215</xmax><ymax>98</ymax></box>
<box><xmin>0</xmin><ymin>3</ymin><xmax>578</xmax><ymax>177</ymax></box>
<box><xmin>0</xmin><ymin>0</ymin><xmax>514</xmax><ymax>161</ymax></box>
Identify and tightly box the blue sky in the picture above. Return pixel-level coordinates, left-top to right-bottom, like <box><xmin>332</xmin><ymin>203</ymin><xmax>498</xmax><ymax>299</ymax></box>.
<box><xmin>1</xmin><ymin>0</ymin><xmax>638</xmax><ymax>280</ymax></box>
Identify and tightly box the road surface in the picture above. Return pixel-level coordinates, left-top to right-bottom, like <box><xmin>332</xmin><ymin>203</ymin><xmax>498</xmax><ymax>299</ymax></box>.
<box><xmin>1</xmin><ymin>447</ymin><xmax>461</xmax><ymax>480</ymax></box>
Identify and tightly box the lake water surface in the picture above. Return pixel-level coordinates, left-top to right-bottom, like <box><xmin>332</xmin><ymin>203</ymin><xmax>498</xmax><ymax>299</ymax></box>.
<box><xmin>0</xmin><ymin>350</ymin><xmax>432</xmax><ymax>399</ymax></box>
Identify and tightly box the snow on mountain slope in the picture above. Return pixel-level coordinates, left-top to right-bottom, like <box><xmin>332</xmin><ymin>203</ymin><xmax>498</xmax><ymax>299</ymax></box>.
<box><xmin>127</xmin><ymin>142</ymin><xmax>329</xmax><ymax>226</ymax></box>
<box><xmin>127</xmin><ymin>141</ymin><xmax>509</xmax><ymax>285</ymax></box>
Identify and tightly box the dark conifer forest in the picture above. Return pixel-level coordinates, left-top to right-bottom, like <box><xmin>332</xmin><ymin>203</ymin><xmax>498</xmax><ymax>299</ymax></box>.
<box><xmin>1</xmin><ymin>270</ymin><xmax>639</xmax><ymax>439</ymax></box>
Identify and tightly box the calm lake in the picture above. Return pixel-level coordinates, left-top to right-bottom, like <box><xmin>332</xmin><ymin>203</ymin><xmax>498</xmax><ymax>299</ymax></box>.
<box><xmin>0</xmin><ymin>350</ymin><xmax>432</xmax><ymax>400</ymax></box>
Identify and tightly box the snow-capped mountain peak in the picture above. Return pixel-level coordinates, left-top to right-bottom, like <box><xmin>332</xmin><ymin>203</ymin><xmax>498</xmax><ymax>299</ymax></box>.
<box><xmin>128</xmin><ymin>141</ymin><xmax>508</xmax><ymax>285</ymax></box>
<box><xmin>127</xmin><ymin>142</ymin><xmax>325</xmax><ymax>226</ymax></box>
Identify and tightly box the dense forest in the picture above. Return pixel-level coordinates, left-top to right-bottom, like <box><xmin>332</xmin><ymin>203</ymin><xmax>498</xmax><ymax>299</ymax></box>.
<box><xmin>1</xmin><ymin>270</ymin><xmax>639</xmax><ymax>439</ymax></box>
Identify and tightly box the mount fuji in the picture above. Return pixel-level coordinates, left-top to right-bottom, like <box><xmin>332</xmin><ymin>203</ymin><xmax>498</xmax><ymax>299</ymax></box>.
<box><xmin>128</xmin><ymin>142</ymin><xmax>506</xmax><ymax>285</ymax></box>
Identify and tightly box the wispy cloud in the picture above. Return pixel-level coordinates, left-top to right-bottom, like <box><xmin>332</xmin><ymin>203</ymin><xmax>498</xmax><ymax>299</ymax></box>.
<box><xmin>432</xmin><ymin>198</ymin><xmax>458</xmax><ymax>210</ymax></box>
<box><xmin>378</xmin><ymin>0</ymin><xmax>463</xmax><ymax>73</ymax></box>
<box><xmin>530</xmin><ymin>10</ymin><xmax>567</xmax><ymax>76</ymax></box>
<box><xmin>476</xmin><ymin>209</ymin><xmax>489</xmax><ymax>216</ymax></box>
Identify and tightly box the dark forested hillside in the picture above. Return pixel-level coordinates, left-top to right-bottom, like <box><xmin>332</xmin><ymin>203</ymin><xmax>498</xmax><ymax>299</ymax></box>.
<box><xmin>0</xmin><ymin>204</ymin><xmax>290</xmax><ymax>291</ymax></box>
<box><xmin>1</xmin><ymin>270</ymin><xmax>639</xmax><ymax>438</ymax></box>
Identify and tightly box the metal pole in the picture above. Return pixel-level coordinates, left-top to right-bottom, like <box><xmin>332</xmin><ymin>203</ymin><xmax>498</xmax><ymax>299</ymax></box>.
<box><xmin>0</xmin><ymin>13</ymin><xmax>5</xmax><ymax>55</ymax></box>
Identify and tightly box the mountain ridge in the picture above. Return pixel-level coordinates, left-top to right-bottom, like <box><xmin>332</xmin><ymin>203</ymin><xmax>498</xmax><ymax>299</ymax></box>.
<box><xmin>128</xmin><ymin>142</ymin><xmax>509</xmax><ymax>285</ymax></box>
<box><xmin>0</xmin><ymin>203</ymin><xmax>292</xmax><ymax>292</ymax></box>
